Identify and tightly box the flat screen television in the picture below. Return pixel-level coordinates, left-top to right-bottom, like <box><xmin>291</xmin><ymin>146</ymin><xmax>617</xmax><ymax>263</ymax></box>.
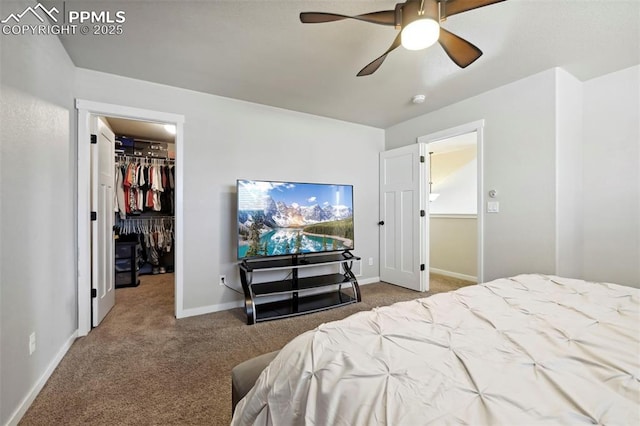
<box><xmin>237</xmin><ymin>179</ymin><xmax>354</xmax><ymax>259</ymax></box>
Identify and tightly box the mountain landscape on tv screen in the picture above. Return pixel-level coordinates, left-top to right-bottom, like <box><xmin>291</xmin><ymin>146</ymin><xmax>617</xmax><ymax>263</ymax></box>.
<box><xmin>237</xmin><ymin>182</ymin><xmax>354</xmax><ymax>259</ymax></box>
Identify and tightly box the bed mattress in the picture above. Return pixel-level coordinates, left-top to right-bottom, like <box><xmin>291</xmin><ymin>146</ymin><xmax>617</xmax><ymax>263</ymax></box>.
<box><xmin>231</xmin><ymin>274</ymin><xmax>640</xmax><ymax>425</ymax></box>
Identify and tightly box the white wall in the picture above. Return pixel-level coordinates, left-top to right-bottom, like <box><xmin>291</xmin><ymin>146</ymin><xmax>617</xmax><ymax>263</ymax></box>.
<box><xmin>430</xmin><ymin>147</ymin><xmax>477</xmax><ymax>215</ymax></box>
<box><xmin>430</xmin><ymin>217</ymin><xmax>477</xmax><ymax>279</ymax></box>
<box><xmin>582</xmin><ymin>65</ymin><xmax>639</xmax><ymax>287</ymax></box>
<box><xmin>387</xmin><ymin>70</ymin><xmax>558</xmax><ymax>281</ymax></box>
<box><xmin>555</xmin><ymin>68</ymin><xmax>584</xmax><ymax>279</ymax></box>
<box><xmin>0</xmin><ymin>4</ymin><xmax>77</xmax><ymax>424</ymax></box>
<box><xmin>74</xmin><ymin>69</ymin><xmax>384</xmax><ymax>311</ymax></box>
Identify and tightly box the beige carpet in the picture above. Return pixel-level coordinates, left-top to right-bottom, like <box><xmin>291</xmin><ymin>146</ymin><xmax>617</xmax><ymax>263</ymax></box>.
<box><xmin>20</xmin><ymin>273</ymin><xmax>473</xmax><ymax>425</ymax></box>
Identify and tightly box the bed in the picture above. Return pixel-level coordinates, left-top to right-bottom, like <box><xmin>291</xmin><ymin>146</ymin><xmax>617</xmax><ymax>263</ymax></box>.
<box><xmin>231</xmin><ymin>274</ymin><xmax>640</xmax><ymax>425</ymax></box>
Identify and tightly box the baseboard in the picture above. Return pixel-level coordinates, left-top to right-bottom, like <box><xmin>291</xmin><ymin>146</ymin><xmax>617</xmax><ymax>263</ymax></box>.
<box><xmin>358</xmin><ymin>277</ymin><xmax>381</xmax><ymax>285</ymax></box>
<box><xmin>430</xmin><ymin>268</ymin><xmax>477</xmax><ymax>283</ymax></box>
<box><xmin>179</xmin><ymin>299</ymin><xmax>244</xmax><ymax>318</ymax></box>
<box><xmin>6</xmin><ymin>330</ymin><xmax>78</xmax><ymax>426</ymax></box>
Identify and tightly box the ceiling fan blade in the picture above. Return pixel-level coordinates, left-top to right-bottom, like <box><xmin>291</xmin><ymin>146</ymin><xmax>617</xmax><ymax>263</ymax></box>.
<box><xmin>441</xmin><ymin>0</ymin><xmax>507</xmax><ymax>18</ymax></box>
<box><xmin>300</xmin><ymin>10</ymin><xmax>395</xmax><ymax>26</ymax></box>
<box><xmin>438</xmin><ymin>28</ymin><xmax>482</xmax><ymax>68</ymax></box>
<box><xmin>357</xmin><ymin>32</ymin><xmax>402</xmax><ymax>77</ymax></box>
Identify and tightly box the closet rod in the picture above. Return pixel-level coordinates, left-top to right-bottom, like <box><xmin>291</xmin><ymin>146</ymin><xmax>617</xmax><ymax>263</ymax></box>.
<box><xmin>117</xmin><ymin>215</ymin><xmax>174</xmax><ymax>220</ymax></box>
<box><xmin>115</xmin><ymin>153</ymin><xmax>175</xmax><ymax>162</ymax></box>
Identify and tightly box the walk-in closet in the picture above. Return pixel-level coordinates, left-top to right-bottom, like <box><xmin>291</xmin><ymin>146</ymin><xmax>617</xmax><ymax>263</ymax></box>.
<box><xmin>108</xmin><ymin>117</ymin><xmax>176</xmax><ymax>315</ymax></box>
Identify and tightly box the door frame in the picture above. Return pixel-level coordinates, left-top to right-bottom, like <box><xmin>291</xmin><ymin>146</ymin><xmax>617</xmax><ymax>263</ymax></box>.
<box><xmin>76</xmin><ymin>99</ymin><xmax>186</xmax><ymax>336</ymax></box>
<box><xmin>92</xmin><ymin>116</ymin><xmax>116</xmax><ymax>326</ymax></box>
<box><xmin>417</xmin><ymin>119</ymin><xmax>485</xmax><ymax>283</ymax></box>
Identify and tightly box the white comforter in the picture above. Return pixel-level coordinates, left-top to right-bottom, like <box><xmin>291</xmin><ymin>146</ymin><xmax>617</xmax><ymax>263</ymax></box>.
<box><xmin>232</xmin><ymin>274</ymin><xmax>640</xmax><ymax>425</ymax></box>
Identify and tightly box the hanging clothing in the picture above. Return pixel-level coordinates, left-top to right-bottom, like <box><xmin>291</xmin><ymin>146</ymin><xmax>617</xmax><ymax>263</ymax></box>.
<box><xmin>114</xmin><ymin>164</ymin><xmax>127</xmax><ymax>219</ymax></box>
<box><xmin>114</xmin><ymin>155</ymin><xmax>175</xmax><ymax>217</ymax></box>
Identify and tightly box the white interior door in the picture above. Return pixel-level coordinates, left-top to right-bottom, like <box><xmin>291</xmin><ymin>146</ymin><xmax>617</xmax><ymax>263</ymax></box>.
<box><xmin>379</xmin><ymin>144</ymin><xmax>429</xmax><ymax>292</ymax></box>
<box><xmin>91</xmin><ymin>116</ymin><xmax>116</xmax><ymax>326</ymax></box>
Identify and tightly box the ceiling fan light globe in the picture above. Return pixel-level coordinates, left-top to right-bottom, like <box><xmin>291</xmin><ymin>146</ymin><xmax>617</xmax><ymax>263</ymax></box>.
<box><xmin>401</xmin><ymin>18</ymin><xmax>440</xmax><ymax>51</ymax></box>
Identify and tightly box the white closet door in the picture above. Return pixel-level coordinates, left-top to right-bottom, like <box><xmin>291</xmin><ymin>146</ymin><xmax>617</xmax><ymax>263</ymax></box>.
<box><xmin>92</xmin><ymin>116</ymin><xmax>116</xmax><ymax>326</ymax></box>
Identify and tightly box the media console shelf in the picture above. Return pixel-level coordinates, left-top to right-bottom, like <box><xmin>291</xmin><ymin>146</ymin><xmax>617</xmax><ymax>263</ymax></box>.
<box><xmin>238</xmin><ymin>251</ymin><xmax>361</xmax><ymax>325</ymax></box>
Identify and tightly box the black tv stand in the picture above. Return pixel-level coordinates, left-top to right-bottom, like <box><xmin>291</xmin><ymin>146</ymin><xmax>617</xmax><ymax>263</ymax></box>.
<box><xmin>238</xmin><ymin>251</ymin><xmax>361</xmax><ymax>325</ymax></box>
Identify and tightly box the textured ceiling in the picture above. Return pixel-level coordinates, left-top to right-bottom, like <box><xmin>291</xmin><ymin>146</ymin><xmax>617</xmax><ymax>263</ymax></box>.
<box><xmin>48</xmin><ymin>0</ymin><xmax>640</xmax><ymax>128</ymax></box>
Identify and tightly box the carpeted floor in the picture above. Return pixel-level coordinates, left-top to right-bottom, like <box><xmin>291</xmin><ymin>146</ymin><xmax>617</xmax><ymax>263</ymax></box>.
<box><xmin>19</xmin><ymin>273</ymin><xmax>473</xmax><ymax>425</ymax></box>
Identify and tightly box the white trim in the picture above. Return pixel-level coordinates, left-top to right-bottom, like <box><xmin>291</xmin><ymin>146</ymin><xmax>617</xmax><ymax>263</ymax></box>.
<box><xmin>77</xmin><ymin>108</ymin><xmax>91</xmax><ymax>335</ymax></box>
<box><xmin>429</xmin><ymin>267</ymin><xmax>477</xmax><ymax>283</ymax></box>
<box><xmin>75</xmin><ymin>99</ymin><xmax>185</xmax><ymax>335</ymax></box>
<box><xmin>417</xmin><ymin>119</ymin><xmax>485</xmax><ymax>283</ymax></box>
<box><xmin>174</xmin><ymin>120</ymin><xmax>185</xmax><ymax>318</ymax></box>
<box><xmin>417</xmin><ymin>120</ymin><xmax>485</xmax><ymax>143</ymax></box>
<box><xmin>75</xmin><ymin>100</ymin><xmax>184</xmax><ymax>125</ymax></box>
<box><xmin>5</xmin><ymin>331</ymin><xmax>78</xmax><ymax>426</ymax></box>
<box><xmin>180</xmin><ymin>300</ymin><xmax>244</xmax><ymax>318</ymax></box>
<box><xmin>430</xmin><ymin>214</ymin><xmax>477</xmax><ymax>219</ymax></box>
<box><xmin>358</xmin><ymin>276</ymin><xmax>381</xmax><ymax>285</ymax></box>
<box><xmin>477</xmin><ymin>126</ymin><xmax>485</xmax><ymax>283</ymax></box>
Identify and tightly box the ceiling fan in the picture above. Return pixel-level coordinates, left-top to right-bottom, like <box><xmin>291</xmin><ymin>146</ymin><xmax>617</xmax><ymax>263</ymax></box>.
<box><xmin>300</xmin><ymin>0</ymin><xmax>506</xmax><ymax>76</ymax></box>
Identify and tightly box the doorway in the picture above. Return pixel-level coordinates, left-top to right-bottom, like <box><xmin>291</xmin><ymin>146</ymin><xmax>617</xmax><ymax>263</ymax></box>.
<box><xmin>109</xmin><ymin>116</ymin><xmax>177</xmax><ymax>324</ymax></box>
<box><xmin>418</xmin><ymin>120</ymin><xmax>485</xmax><ymax>284</ymax></box>
<box><xmin>77</xmin><ymin>99</ymin><xmax>185</xmax><ymax>336</ymax></box>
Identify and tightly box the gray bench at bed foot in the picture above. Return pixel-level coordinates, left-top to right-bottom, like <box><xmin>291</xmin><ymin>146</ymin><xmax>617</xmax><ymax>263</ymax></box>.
<box><xmin>231</xmin><ymin>350</ymin><xmax>280</xmax><ymax>412</ymax></box>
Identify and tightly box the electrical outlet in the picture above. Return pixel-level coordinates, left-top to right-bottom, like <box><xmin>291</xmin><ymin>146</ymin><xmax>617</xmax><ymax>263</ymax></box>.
<box><xmin>29</xmin><ymin>332</ymin><xmax>36</xmax><ymax>355</ymax></box>
<box><xmin>219</xmin><ymin>275</ymin><xmax>226</xmax><ymax>286</ymax></box>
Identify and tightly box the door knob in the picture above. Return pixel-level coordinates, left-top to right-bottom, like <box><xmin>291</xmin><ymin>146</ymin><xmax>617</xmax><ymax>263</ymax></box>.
<box><xmin>378</xmin><ymin>221</ymin><xmax>385</xmax><ymax>226</ymax></box>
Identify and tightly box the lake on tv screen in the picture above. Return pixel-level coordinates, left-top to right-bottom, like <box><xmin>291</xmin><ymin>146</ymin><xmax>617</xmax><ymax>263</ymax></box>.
<box><xmin>238</xmin><ymin>229</ymin><xmax>353</xmax><ymax>258</ymax></box>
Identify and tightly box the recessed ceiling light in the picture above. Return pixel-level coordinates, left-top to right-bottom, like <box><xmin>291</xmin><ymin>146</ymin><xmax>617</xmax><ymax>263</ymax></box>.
<box><xmin>412</xmin><ymin>94</ymin><xmax>426</xmax><ymax>104</ymax></box>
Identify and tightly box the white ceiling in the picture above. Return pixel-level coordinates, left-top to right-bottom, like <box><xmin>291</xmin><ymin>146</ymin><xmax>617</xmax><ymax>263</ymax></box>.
<box><xmin>52</xmin><ymin>0</ymin><xmax>639</xmax><ymax>128</ymax></box>
<box><xmin>430</xmin><ymin>131</ymin><xmax>477</xmax><ymax>154</ymax></box>
<box><xmin>105</xmin><ymin>117</ymin><xmax>176</xmax><ymax>143</ymax></box>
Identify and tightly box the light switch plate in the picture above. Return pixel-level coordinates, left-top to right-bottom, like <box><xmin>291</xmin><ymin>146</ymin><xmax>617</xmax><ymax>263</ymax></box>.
<box><xmin>487</xmin><ymin>201</ymin><xmax>500</xmax><ymax>213</ymax></box>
